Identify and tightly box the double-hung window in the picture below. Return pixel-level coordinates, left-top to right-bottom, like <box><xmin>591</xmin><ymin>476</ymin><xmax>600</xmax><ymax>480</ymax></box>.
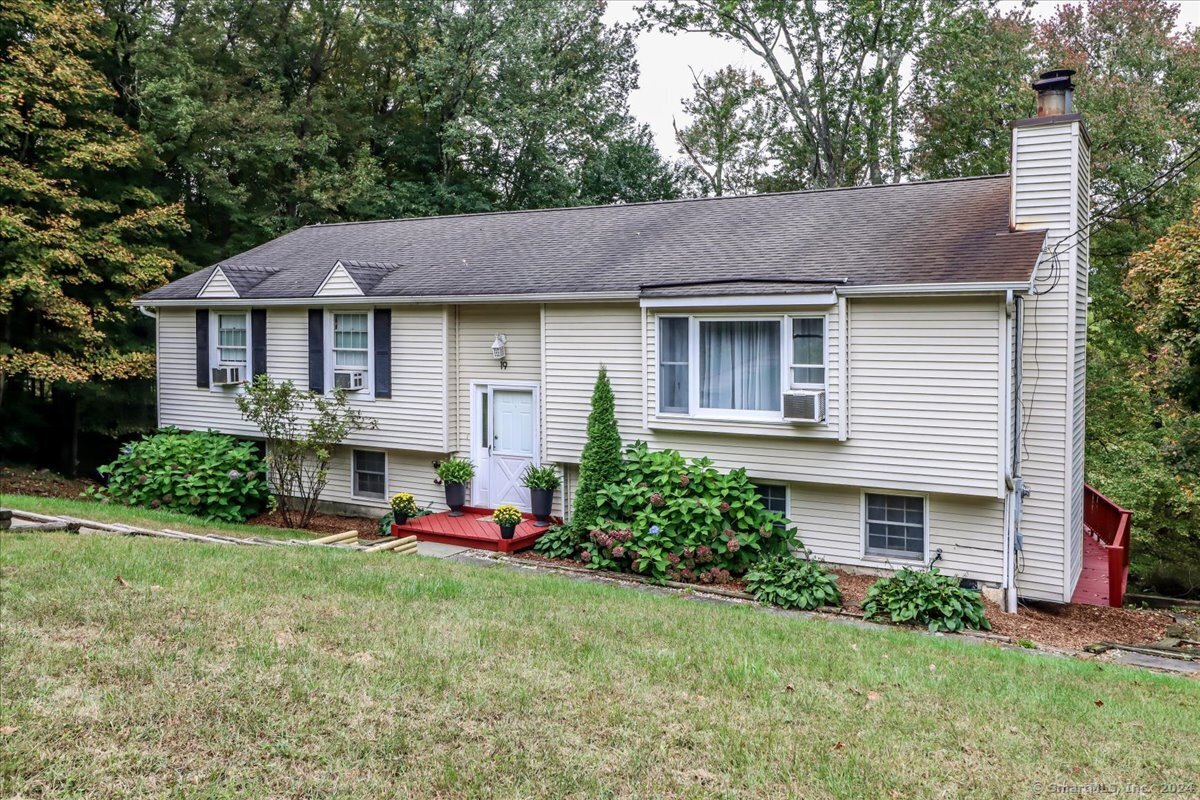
<box><xmin>352</xmin><ymin>449</ymin><xmax>387</xmax><ymax>500</ymax></box>
<box><xmin>216</xmin><ymin>313</ymin><xmax>248</xmax><ymax>367</ymax></box>
<box><xmin>658</xmin><ymin>314</ymin><xmax>826</xmax><ymax>420</ymax></box>
<box><xmin>333</xmin><ymin>312</ymin><xmax>370</xmax><ymax>369</ymax></box>
<box><xmin>863</xmin><ymin>493</ymin><xmax>926</xmax><ymax>560</ymax></box>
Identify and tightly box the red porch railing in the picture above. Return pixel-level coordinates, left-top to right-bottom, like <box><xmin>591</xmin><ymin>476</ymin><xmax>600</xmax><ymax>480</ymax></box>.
<box><xmin>1082</xmin><ymin>484</ymin><xmax>1133</xmax><ymax>607</ymax></box>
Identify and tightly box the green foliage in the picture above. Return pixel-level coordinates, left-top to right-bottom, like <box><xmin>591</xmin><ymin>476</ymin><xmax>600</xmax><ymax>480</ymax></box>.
<box><xmin>745</xmin><ymin>552</ymin><xmax>842</xmax><ymax>610</ymax></box>
<box><xmin>436</xmin><ymin>458</ymin><xmax>475</xmax><ymax>485</ymax></box>
<box><xmin>493</xmin><ymin>505</ymin><xmax>523</xmax><ymax>527</ymax></box>
<box><xmin>90</xmin><ymin>430</ymin><xmax>270</xmax><ymax>523</ymax></box>
<box><xmin>579</xmin><ymin>442</ymin><xmax>791</xmax><ymax>583</ymax></box>
<box><xmin>236</xmin><ymin>376</ymin><xmax>377</xmax><ymax>529</ymax></box>
<box><xmin>863</xmin><ymin>568</ymin><xmax>990</xmax><ymax>633</ymax></box>
<box><xmin>533</xmin><ymin>524</ymin><xmax>581</xmax><ymax>559</ymax></box>
<box><xmin>521</xmin><ymin>465</ymin><xmax>561</xmax><ymax>491</ymax></box>
<box><xmin>0</xmin><ymin>0</ymin><xmax>186</xmax><ymax>390</ymax></box>
<box><xmin>675</xmin><ymin>67</ymin><xmax>773</xmax><ymax>196</ymax></box>
<box><xmin>571</xmin><ymin>367</ymin><xmax>623</xmax><ymax>537</ymax></box>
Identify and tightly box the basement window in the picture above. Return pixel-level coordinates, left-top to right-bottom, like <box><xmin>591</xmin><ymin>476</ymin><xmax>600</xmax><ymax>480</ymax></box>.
<box><xmin>352</xmin><ymin>450</ymin><xmax>387</xmax><ymax>500</ymax></box>
<box><xmin>863</xmin><ymin>493</ymin><xmax>926</xmax><ymax>560</ymax></box>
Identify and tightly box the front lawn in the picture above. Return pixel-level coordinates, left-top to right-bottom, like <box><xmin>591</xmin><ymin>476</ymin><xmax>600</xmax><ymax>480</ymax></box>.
<box><xmin>1</xmin><ymin>530</ymin><xmax>1197</xmax><ymax>798</ymax></box>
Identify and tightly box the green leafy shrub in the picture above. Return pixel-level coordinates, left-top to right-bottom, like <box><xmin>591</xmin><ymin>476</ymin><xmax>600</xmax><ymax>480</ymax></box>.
<box><xmin>579</xmin><ymin>442</ymin><xmax>791</xmax><ymax>583</ymax></box>
<box><xmin>746</xmin><ymin>552</ymin><xmax>841</xmax><ymax>610</ymax></box>
<box><xmin>862</xmin><ymin>567</ymin><xmax>991</xmax><ymax>633</ymax></box>
<box><xmin>435</xmin><ymin>457</ymin><xmax>475</xmax><ymax>485</ymax></box>
<box><xmin>533</xmin><ymin>524</ymin><xmax>580</xmax><ymax>559</ymax></box>
<box><xmin>571</xmin><ymin>367</ymin><xmax>622</xmax><ymax>536</ymax></box>
<box><xmin>92</xmin><ymin>429</ymin><xmax>271</xmax><ymax>523</ymax></box>
<box><xmin>521</xmin><ymin>465</ymin><xmax>561</xmax><ymax>491</ymax></box>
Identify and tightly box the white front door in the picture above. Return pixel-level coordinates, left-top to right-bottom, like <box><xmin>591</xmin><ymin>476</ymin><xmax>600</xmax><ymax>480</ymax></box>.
<box><xmin>474</xmin><ymin>385</ymin><xmax>537</xmax><ymax>510</ymax></box>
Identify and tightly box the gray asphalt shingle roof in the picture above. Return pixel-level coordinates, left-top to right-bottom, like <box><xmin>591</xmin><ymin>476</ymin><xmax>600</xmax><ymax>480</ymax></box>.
<box><xmin>140</xmin><ymin>175</ymin><xmax>1046</xmax><ymax>302</ymax></box>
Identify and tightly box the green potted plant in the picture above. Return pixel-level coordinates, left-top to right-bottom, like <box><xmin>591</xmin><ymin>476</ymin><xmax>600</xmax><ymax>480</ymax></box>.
<box><xmin>521</xmin><ymin>465</ymin><xmax>561</xmax><ymax>527</ymax></box>
<box><xmin>493</xmin><ymin>504</ymin><xmax>523</xmax><ymax>540</ymax></box>
<box><xmin>389</xmin><ymin>492</ymin><xmax>419</xmax><ymax>532</ymax></box>
<box><xmin>435</xmin><ymin>458</ymin><xmax>475</xmax><ymax>517</ymax></box>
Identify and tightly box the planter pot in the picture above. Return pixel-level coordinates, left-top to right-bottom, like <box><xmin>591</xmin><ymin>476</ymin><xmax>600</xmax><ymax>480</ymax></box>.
<box><xmin>530</xmin><ymin>488</ymin><xmax>554</xmax><ymax>528</ymax></box>
<box><xmin>444</xmin><ymin>482</ymin><xmax>467</xmax><ymax>517</ymax></box>
<box><xmin>498</xmin><ymin>523</ymin><xmax>517</xmax><ymax>540</ymax></box>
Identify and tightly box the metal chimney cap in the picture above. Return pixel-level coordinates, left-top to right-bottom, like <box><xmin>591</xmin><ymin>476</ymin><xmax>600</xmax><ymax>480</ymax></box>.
<box><xmin>1032</xmin><ymin>68</ymin><xmax>1076</xmax><ymax>91</ymax></box>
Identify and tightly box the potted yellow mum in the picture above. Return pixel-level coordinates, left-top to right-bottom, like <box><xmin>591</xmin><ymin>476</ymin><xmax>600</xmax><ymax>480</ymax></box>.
<box><xmin>493</xmin><ymin>504</ymin><xmax>523</xmax><ymax>540</ymax></box>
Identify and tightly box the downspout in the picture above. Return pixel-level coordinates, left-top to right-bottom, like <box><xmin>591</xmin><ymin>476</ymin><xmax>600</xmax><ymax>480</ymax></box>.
<box><xmin>138</xmin><ymin>306</ymin><xmax>157</xmax><ymax>319</ymax></box>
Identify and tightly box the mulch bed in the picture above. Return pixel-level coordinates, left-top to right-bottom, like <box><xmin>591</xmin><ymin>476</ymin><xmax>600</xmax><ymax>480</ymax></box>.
<box><xmin>1</xmin><ymin>465</ymin><xmax>94</xmax><ymax>499</ymax></box>
<box><xmin>246</xmin><ymin>509</ymin><xmax>386</xmax><ymax>540</ymax></box>
<box><xmin>512</xmin><ymin>551</ymin><xmax>1175</xmax><ymax>652</ymax></box>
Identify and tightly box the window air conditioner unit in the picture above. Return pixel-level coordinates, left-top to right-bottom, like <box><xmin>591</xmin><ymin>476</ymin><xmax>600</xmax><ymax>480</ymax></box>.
<box><xmin>783</xmin><ymin>389</ymin><xmax>826</xmax><ymax>423</ymax></box>
<box><xmin>211</xmin><ymin>365</ymin><xmax>244</xmax><ymax>386</ymax></box>
<box><xmin>334</xmin><ymin>369</ymin><xmax>366</xmax><ymax>391</ymax></box>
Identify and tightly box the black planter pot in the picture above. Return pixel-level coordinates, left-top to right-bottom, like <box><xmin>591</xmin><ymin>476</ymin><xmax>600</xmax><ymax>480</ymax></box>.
<box><xmin>530</xmin><ymin>488</ymin><xmax>554</xmax><ymax>528</ymax></box>
<box><xmin>445</xmin><ymin>482</ymin><xmax>467</xmax><ymax>517</ymax></box>
<box><xmin>499</xmin><ymin>523</ymin><xmax>517</xmax><ymax>540</ymax></box>
<box><xmin>393</xmin><ymin>514</ymin><xmax>409</xmax><ymax>529</ymax></box>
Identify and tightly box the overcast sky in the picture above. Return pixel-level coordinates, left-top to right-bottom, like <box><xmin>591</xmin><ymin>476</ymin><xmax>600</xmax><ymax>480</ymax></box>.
<box><xmin>604</xmin><ymin>0</ymin><xmax>1200</xmax><ymax>158</ymax></box>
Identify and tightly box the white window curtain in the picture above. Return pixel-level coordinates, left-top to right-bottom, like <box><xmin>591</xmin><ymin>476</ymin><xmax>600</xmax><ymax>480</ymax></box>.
<box><xmin>333</xmin><ymin>313</ymin><xmax>369</xmax><ymax>368</ymax></box>
<box><xmin>699</xmin><ymin>320</ymin><xmax>780</xmax><ymax>412</ymax></box>
<box><xmin>659</xmin><ymin>317</ymin><xmax>689</xmax><ymax>413</ymax></box>
<box><xmin>217</xmin><ymin>314</ymin><xmax>247</xmax><ymax>365</ymax></box>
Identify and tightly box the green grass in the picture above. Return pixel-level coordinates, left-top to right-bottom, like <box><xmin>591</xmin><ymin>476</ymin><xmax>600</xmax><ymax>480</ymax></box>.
<box><xmin>1</xmin><ymin>531</ymin><xmax>1198</xmax><ymax>799</ymax></box>
<box><xmin>0</xmin><ymin>494</ymin><xmax>325</xmax><ymax>541</ymax></box>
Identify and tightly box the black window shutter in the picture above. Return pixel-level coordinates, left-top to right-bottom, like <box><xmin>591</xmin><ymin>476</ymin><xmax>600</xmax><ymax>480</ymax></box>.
<box><xmin>374</xmin><ymin>308</ymin><xmax>392</xmax><ymax>398</ymax></box>
<box><xmin>196</xmin><ymin>309</ymin><xmax>210</xmax><ymax>388</ymax></box>
<box><xmin>308</xmin><ymin>309</ymin><xmax>324</xmax><ymax>393</ymax></box>
<box><xmin>251</xmin><ymin>309</ymin><xmax>267</xmax><ymax>379</ymax></box>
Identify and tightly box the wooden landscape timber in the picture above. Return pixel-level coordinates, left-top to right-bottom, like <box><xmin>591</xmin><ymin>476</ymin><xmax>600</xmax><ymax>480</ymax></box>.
<box><xmin>4</xmin><ymin>510</ymin><xmax>418</xmax><ymax>555</ymax></box>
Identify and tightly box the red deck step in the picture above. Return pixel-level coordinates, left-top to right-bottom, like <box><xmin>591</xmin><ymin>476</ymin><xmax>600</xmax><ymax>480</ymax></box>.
<box><xmin>393</xmin><ymin>506</ymin><xmax>553</xmax><ymax>553</ymax></box>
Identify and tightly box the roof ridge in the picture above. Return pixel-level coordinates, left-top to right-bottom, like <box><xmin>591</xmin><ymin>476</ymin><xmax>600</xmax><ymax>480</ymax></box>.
<box><xmin>302</xmin><ymin>173</ymin><xmax>1011</xmax><ymax>229</ymax></box>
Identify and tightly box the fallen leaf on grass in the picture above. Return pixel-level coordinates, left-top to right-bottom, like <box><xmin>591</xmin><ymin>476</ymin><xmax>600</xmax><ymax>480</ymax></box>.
<box><xmin>929</xmin><ymin>663</ymin><xmax>937</xmax><ymax>672</ymax></box>
<box><xmin>832</xmin><ymin>741</ymin><xmax>845</xmax><ymax>750</ymax></box>
<box><xmin>1094</xmin><ymin>699</ymin><xmax>1104</xmax><ymax>707</ymax></box>
<box><xmin>114</xmin><ymin>575</ymin><xmax>130</xmax><ymax>588</ymax></box>
<box><xmin>0</xmin><ymin>726</ymin><xmax>18</xmax><ymax>735</ymax></box>
<box><xmin>867</xmin><ymin>691</ymin><xmax>881</xmax><ymax>702</ymax></box>
<box><xmin>784</xmin><ymin>683</ymin><xmax>795</xmax><ymax>692</ymax></box>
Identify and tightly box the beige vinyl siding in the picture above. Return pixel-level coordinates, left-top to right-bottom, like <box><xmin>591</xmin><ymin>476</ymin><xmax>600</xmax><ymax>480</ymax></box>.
<box><xmin>198</xmin><ymin>268</ymin><xmax>238</xmax><ymax>298</ymax></box>
<box><xmin>453</xmin><ymin>304</ymin><xmax>541</xmax><ymax>452</ymax></box>
<box><xmin>315</xmin><ymin>264</ymin><xmax>362</xmax><ymax>297</ymax></box>
<box><xmin>158</xmin><ymin>306</ymin><xmax>449</xmax><ymax>453</ymax></box>
<box><xmin>1068</xmin><ymin>135</ymin><xmax>1090</xmax><ymax>590</ymax></box>
<box><xmin>790</xmin><ymin>483</ymin><xmax>1004</xmax><ymax>584</ymax></box>
<box><xmin>323</xmin><ymin>446</ymin><xmax>444</xmax><ymax>511</ymax></box>
<box><xmin>444</xmin><ymin>307</ymin><xmax>457</xmax><ymax>450</ymax></box>
<box><xmin>545</xmin><ymin>297</ymin><xmax>1002</xmax><ymax>498</ymax></box>
<box><xmin>1010</xmin><ymin>119</ymin><xmax>1086</xmax><ymax>602</ymax></box>
<box><xmin>543</xmin><ymin>303</ymin><xmax>645</xmax><ymax>461</ymax></box>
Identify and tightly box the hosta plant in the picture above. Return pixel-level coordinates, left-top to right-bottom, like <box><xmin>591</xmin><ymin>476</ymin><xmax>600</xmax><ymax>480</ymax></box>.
<box><xmin>580</xmin><ymin>442</ymin><xmax>792</xmax><ymax>583</ymax></box>
<box><xmin>862</xmin><ymin>567</ymin><xmax>991</xmax><ymax>633</ymax></box>
<box><xmin>746</xmin><ymin>552</ymin><xmax>842</xmax><ymax>610</ymax></box>
<box><xmin>533</xmin><ymin>524</ymin><xmax>580</xmax><ymax>559</ymax></box>
<box><xmin>91</xmin><ymin>429</ymin><xmax>271</xmax><ymax>523</ymax></box>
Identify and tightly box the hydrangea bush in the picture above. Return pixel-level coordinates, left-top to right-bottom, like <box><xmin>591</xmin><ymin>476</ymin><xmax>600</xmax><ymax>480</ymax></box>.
<box><xmin>580</xmin><ymin>442</ymin><xmax>793</xmax><ymax>583</ymax></box>
<box><xmin>91</xmin><ymin>429</ymin><xmax>272</xmax><ymax>523</ymax></box>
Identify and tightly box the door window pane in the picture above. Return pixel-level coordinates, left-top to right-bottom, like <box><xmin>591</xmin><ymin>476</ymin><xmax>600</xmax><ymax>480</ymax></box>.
<box><xmin>659</xmin><ymin>317</ymin><xmax>689</xmax><ymax>413</ymax></box>
<box><xmin>864</xmin><ymin>493</ymin><xmax>925</xmax><ymax>558</ymax></box>
<box><xmin>217</xmin><ymin>314</ymin><xmax>247</xmax><ymax>365</ymax></box>
<box><xmin>353</xmin><ymin>450</ymin><xmax>386</xmax><ymax>499</ymax></box>
<box><xmin>492</xmin><ymin>390</ymin><xmax>533</xmax><ymax>455</ymax></box>
<box><xmin>334</xmin><ymin>313</ymin><xmax>369</xmax><ymax>368</ymax></box>
<box><xmin>699</xmin><ymin>320</ymin><xmax>780</xmax><ymax>411</ymax></box>
<box><xmin>791</xmin><ymin>317</ymin><xmax>824</xmax><ymax>386</ymax></box>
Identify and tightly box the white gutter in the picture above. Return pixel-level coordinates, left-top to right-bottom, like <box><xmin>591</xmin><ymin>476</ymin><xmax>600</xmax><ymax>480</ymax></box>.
<box><xmin>138</xmin><ymin>306</ymin><xmax>157</xmax><ymax>319</ymax></box>
<box><xmin>639</xmin><ymin>292</ymin><xmax>837</xmax><ymax>309</ymax></box>
<box><xmin>134</xmin><ymin>290</ymin><xmax>641</xmax><ymax>307</ymax></box>
<box><xmin>837</xmin><ymin>281</ymin><xmax>1031</xmax><ymax>297</ymax></box>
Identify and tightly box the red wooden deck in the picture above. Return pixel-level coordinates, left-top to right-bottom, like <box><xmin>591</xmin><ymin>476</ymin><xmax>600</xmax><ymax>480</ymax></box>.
<box><xmin>393</xmin><ymin>506</ymin><xmax>551</xmax><ymax>553</ymax></box>
<box><xmin>1071</xmin><ymin>531</ymin><xmax>1115</xmax><ymax>606</ymax></box>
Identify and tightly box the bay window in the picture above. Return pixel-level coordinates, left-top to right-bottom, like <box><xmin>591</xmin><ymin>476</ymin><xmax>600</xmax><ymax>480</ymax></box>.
<box><xmin>658</xmin><ymin>313</ymin><xmax>826</xmax><ymax>420</ymax></box>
